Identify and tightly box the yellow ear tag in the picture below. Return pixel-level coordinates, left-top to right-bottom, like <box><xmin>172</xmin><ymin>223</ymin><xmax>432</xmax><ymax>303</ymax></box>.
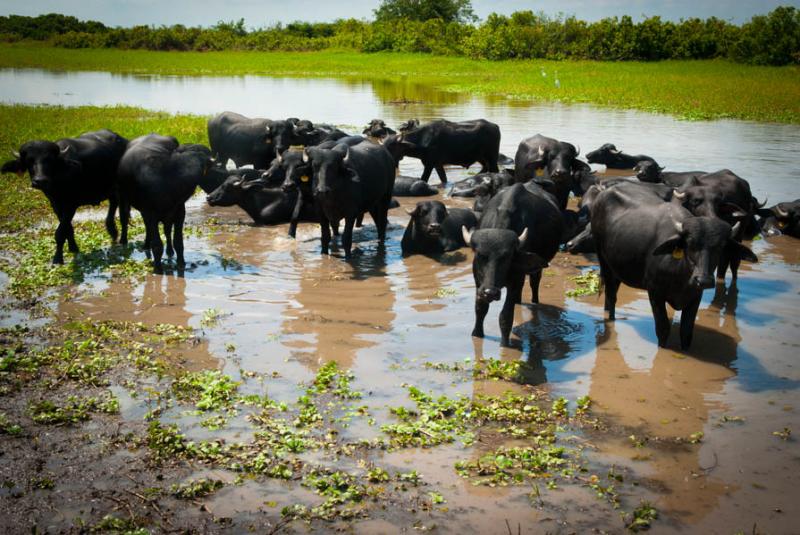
<box><xmin>778</xmin><ymin>220</ymin><xmax>787</xmax><ymax>229</ymax></box>
<box><xmin>300</xmin><ymin>175</ymin><xmax>310</xmax><ymax>183</ymax></box>
<box><xmin>672</xmin><ymin>248</ymin><xmax>684</xmax><ymax>260</ymax></box>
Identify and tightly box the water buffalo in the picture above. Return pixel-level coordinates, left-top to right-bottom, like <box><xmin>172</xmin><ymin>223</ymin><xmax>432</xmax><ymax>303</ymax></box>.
<box><xmin>401</xmin><ymin>201</ymin><xmax>478</xmax><ymax>256</ymax></box>
<box><xmin>303</xmin><ymin>142</ymin><xmax>395</xmax><ymax>258</ymax></box>
<box><xmin>2</xmin><ymin>129</ymin><xmax>128</xmax><ymax>264</ymax></box>
<box><xmin>758</xmin><ymin>200</ymin><xmax>800</xmax><ymax>238</ymax></box>
<box><xmin>205</xmin><ymin>167</ymin><xmax>315</xmax><ymax>226</ymax></box>
<box><xmin>586</xmin><ymin>143</ymin><xmax>656</xmax><ymax>169</ymax></box>
<box><xmin>291</xmin><ymin>120</ymin><xmax>349</xmax><ymax>147</ymax></box>
<box><xmin>393</xmin><ymin>176</ymin><xmax>438</xmax><ymax>196</ymax></box>
<box><xmin>634</xmin><ymin>160</ymin><xmax>706</xmax><ymax>187</ymax></box>
<box><xmin>117</xmin><ymin>135</ymin><xmax>214</xmax><ymax>272</ymax></box>
<box><xmin>278</xmin><ymin>137</ymin><xmax>367</xmax><ymax>238</ymax></box>
<box><xmin>450</xmin><ymin>170</ymin><xmax>514</xmax><ymax>199</ymax></box>
<box><xmin>382</xmin><ymin>119</ymin><xmax>501</xmax><ymax>184</ymax></box>
<box><xmin>464</xmin><ymin>183</ymin><xmax>563</xmax><ymax>346</ymax></box>
<box><xmin>672</xmin><ymin>170</ymin><xmax>762</xmax><ymax>280</ymax></box>
<box><xmin>591</xmin><ymin>184</ymin><xmax>757</xmax><ymax>349</ymax></box>
<box><xmin>207</xmin><ymin>111</ymin><xmax>274</xmax><ymax>169</ymax></box>
<box><xmin>398</xmin><ymin>119</ymin><xmax>420</xmax><ymax>133</ymax></box>
<box><xmin>362</xmin><ymin>119</ymin><xmax>396</xmax><ymax>139</ymax></box>
<box><xmin>514</xmin><ymin>134</ymin><xmax>579</xmax><ymax>182</ymax></box>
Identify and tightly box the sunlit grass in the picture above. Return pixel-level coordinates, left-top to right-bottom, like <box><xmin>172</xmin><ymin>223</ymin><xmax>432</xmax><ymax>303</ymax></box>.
<box><xmin>1</xmin><ymin>43</ymin><xmax>798</xmax><ymax>123</ymax></box>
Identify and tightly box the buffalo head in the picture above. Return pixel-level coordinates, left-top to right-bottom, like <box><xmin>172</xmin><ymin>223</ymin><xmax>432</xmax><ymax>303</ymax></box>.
<box><xmin>652</xmin><ymin>218</ymin><xmax>757</xmax><ymax>289</ymax></box>
<box><xmin>463</xmin><ymin>226</ymin><xmax>546</xmax><ymax>302</ymax></box>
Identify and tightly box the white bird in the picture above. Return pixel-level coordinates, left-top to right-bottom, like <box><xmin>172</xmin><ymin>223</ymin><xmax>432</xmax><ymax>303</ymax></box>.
<box><xmin>555</xmin><ymin>71</ymin><xmax>560</xmax><ymax>88</ymax></box>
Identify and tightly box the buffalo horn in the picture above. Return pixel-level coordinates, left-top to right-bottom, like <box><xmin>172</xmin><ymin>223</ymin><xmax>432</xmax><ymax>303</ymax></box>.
<box><xmin>12</xmin><ymin>150</ymin><xmax>20</xmax><ymax>159</ymax></box>
<box><xmin>60</xmin><ymin>145</ymin><xmax>70</xmax><ymax>155</ymax></box>
<box><xmin>343</xmin><ymin>147</ymin><xmax>350</xmax><ymax>165</ymax></box>
<box><xmin>575</xmin><ymin>145</ymin><xmax>581</xmax><ymax>157</ymax></box>
<box><xmin>674</xmin><ymin>221</ymin><xmax>683</xmax><ymax>233</ymax></box>
<box><xmin>673</xmin><ymin>189</ymin><xmax>686</xmax><ymax>199</ymax></box>
<box><xmin>518</xmin><ymin>227</ymin><xmax>529</xmax><ymax>248</ymax></box>
<box><xmin>302</xmin><ymin>149</ymin><xmax>310</xmax><ymax>163</ymax></box>
<box><xmin>775</xmin><ymin>204</ymin><xmax>789</xmax><ymax>218</ymax></box>
<box><xmin>730</xmin><ymin>221</ymin><xmax>742</xmax><ymax>238</ymax></box>
<box><xmin>461</xmin><ymin>226</ymin><xmax>473</xmax><ymax>245</ymax></box>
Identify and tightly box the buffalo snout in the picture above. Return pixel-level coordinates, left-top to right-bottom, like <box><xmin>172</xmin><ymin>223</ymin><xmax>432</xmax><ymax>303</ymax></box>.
<box><xmin>691</xmin><ymin>274</ymin><xmax>715</xmax><ymax>289</ymax></box>
<box><xmin>478</xmin><ymin>286</ymin><xmax>502</xmax><ymax>302</ymax></box>
<box><xmin>31</xmin><ymin>175</ymin><xmax>49</xmax><ymax>190</ymax></box>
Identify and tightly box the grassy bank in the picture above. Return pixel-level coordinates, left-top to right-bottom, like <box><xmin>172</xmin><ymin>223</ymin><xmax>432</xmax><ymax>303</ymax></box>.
<box><xmin>1</xmin><ymin>43</ymin><xmax>799</xmax><ymax>123</ymax></box>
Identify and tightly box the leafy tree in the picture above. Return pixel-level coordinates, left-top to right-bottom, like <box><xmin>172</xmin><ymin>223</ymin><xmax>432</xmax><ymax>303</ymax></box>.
<box><xmin>374</xmin><ymin>0</ymin><xmax>477</xmax><ymax>24</ymax></box>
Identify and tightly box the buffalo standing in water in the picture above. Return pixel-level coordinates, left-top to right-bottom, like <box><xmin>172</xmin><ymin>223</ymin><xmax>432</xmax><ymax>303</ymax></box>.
<box><xmin>303</xmin><ymin>142</ymin><xmax>395</xmax><ymax>258</ymax></box>
<box><xmin>2</xmin><ymin>129</ymin><xmax>128</xmax><ymax>264</ymax></box>
<box><xmin>591</xmin><ymin>181</ymin><xmax>757</xmax><ymax>349</ymax></box>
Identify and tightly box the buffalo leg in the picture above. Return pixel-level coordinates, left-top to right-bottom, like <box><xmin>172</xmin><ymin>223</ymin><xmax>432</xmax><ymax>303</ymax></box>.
<box><xmin>500</xmin><ymin>277</ymin><xmax>524</xmax><ymax>346</ymax></box>
<box><xmin>119</xmin><ymin>197</ymin><xmax>131</xmax><ymax>246</ymax></box>
<box><xmin>598</xmin><ymin>254</ymin><xmax>620</xmax><ymax>320</ymax></box>
<box><xmin>488</xmin><ymin>154</ymin><xmax>499</xmax><ymax>173</ymax></box>
<box><xmin>716</xmin><ymin>252</ymin><xmax>730</xmax><ymax>282</ymax></box>
<box><xmin>472</xmin><ymin>298</ymin><xmax>490</xmax><ymax>338</ymax></box>
<box><xmin>421</xmin><ymin>165</ymin><xmax>433</xmax><ymax>183</ymax></box>
<box><xmin>648</xmin><ymin>292</ymin><xmax>672</xmax><ymax>347</ymax></box>
<box><xmin>435</xmin><ymin>165</ymin><xmax>447</xmax><ymax>184</ymax></box>
<box><xmin>143</xmin><ymin>213</ymin><xmax>163</xmax><ymax>273</ymax></box>
<box><xmin>342</xmin><ymin>217</ymin><xmax>356</xmax><ymax>259</ymax></box>
<box><xmin>320</xmin><ymin>215</ymin><xmax>332</xmax><ymax>255</ymax></box>
<box><xmin>288</xmin><ymin>196</ymin><xmax>303</xmax><ymax>238</ymax></box>
<box><xmin>163</xmin><ymin>221</ymin><xmax>174</xmax><ymax>258</ymax></box>
<box><xmin>356</xmin><ymin>213</ymin><xmax>364</xmax><ymax>228</ymax></box>
<box><xmin>528</xmin><ymin>269</ymin><xmax>543</xmax><ymax>304</ymax></box>
<box><xmin>52</xmin><ymin>206</ymin><xmax>77</xmax><ymax>264</ymax></box>
<box><xmin>370</xmin><ymin>207</ymin><xmax>388</xmax><ymax>243</ymax></box>
<box><xmin>106</xmin><ymin>195</ymin><xmax>119</xmax><ymax>243</ymax></box>
<box><xmin>679</xmin><ymin>295</ymin><xmax>702</xmax><ymax>350</ymax></box>
<box><xmin>172</xmin><ymin>205</ymin><xmax>185</xmax><ymax>267</ymax></box>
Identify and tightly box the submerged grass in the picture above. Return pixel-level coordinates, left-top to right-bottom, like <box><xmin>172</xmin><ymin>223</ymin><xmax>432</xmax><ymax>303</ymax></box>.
<box><xmin>1</xmin><ymin>43</ymin><xmax>798</xmax><ymax>123</ymax></box>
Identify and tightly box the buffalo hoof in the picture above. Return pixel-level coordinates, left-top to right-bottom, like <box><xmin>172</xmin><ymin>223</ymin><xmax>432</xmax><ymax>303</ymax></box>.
<box><xmin>51</xmin><ymin>256</ymin><xmax>64</xmax><ymax>265</ymax></box>
<box><xmin>471</xmin><ymin>328</ymin><xmax>484</xmax><ymax>338</ymax></box>
<box><xmin>166</xmin><ymin>248</ymin><xmax>175</xmax><ymax>258</ymax></box>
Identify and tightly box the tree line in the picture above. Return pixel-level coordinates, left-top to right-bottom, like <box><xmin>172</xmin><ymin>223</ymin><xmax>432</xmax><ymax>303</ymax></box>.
<box><xmin>0</xmin><ymin>6</ymin><xmax>798</xmax><ymax>66</ymax></box>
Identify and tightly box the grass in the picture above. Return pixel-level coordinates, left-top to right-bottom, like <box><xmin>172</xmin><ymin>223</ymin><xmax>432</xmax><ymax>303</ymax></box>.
<box><xmin>1</xmin><ymin>43</ymin><xmax>799</xmax><ymax>123</ymax></box>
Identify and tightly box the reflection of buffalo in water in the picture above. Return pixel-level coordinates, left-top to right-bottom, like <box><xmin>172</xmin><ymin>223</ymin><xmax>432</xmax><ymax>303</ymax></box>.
<box><xmin>510</xmin><ymin>304</ymin><xmax>590</xmax><ymax>386</ymax></box>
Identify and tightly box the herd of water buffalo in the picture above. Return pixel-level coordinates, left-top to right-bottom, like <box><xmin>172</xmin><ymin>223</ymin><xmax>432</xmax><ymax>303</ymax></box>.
<box><xmin>3</xmin><ymin>112</ymin><xmax>799</xmax><ymax>351</ymax></box>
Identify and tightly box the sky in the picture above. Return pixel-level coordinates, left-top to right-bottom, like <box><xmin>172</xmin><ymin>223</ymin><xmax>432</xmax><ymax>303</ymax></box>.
<box><xmin>0</xmin><ymin>0</ymin><xmax>797</xmax><ymax>27</ymax></box>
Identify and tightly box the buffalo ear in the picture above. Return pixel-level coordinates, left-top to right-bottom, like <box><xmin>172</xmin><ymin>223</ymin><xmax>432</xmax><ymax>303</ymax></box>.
<box><xmin>652</xmin><ymin>235</ymin><xmax>684</xmax><ymax>256</ymax></box>
<box><xmin>732</xmin><ymin>241</ymin><xmax>758</xmax><ymax>263</ymax></box>
<box><xmin>1</xmin><ymin>159</ymin><xmax>23</xmax><ymax>175</ymax></box>
<box><xmin>513</xmin><ymin>251</ymin><xmax>547</xmax><ymax>271</ymax></box>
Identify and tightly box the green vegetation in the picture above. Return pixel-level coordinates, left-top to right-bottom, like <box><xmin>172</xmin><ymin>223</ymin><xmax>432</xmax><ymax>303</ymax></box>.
<box><xmin>1</xmin><ymin>7</ymin><xmax>797</xmax><ymax>65</ymax></box>
<box><xmin>170</xmin><ymin>478</ymin><xmax>224</xmax><ymax>499</ymax></box>
<box><xmin>1</xmin><ymin>47</ymin><xmax>797</xmax><ymax>123</ymax></box>
<box><xmin>566</xmin><ymin>269</ymin><xmax>602</xmax><ymax>298</ymax></box>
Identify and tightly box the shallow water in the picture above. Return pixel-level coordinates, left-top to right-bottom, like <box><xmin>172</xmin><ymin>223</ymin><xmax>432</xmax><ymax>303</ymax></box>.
<box><xmin>3</xmin><ymin>68</ymin><xmax>800</xmax><ymax>532</ymax></box>
<box><xmin>2</xmin><ymin>67</ymin><xmax>799</xmax><ymax>199</ymax></box>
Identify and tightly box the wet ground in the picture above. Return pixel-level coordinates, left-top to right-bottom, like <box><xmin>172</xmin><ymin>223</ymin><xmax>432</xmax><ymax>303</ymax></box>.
<box><xmin>1</xmin><ymin>69</ymin><xmax>799</xmax><ymax>532</ymax></box>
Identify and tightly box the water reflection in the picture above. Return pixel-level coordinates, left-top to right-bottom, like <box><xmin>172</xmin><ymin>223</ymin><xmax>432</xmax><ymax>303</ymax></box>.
<box><xmin>2</xmin><ymin>67</ymin><xmax>799</xmax><ymax>199</ymax></box>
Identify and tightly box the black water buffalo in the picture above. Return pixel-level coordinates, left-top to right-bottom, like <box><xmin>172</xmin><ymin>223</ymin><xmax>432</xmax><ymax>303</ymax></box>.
<box><xmin>363</xmin><ymin>119</ymin><xmax>396</xmax><ymax>139</ymax></box>
<box><xmin>591</xmin><ymin>185</ymin><xmax>757</xmax><ymax>349</ymax></box>
<box><xmin>117</xmin><ymin>135</ymin><xmax>214</xmax><ymax>272</ymax></box>
<box><xmin>570</xmin><ymin>160</ymin><xmax>598</xmax><ymax>197</ymax></box>
<box><xmin>278</xmin><ymin>137</ymin><xmax>367</xmax><ymax>238</ymax></box>
<box><xmin>451</xmin><ymin>170</ymin><xmax>514</xmax><ymax>199</ymax></box>
<box><xmin>565</xmin><ymin>179</ymin><xmax>675</xmax><ymax>254</ymax></box>
<box><xmin>398</xmin><ymin>119</ymin><xmax>420</xmax><ymax>133</ymax></box>
<box><xmin>514</xmin><ymin>134</ymin><xmax>579</xmax><ymax>183</ymax></box>
<box><xmin>586</xmin><ymin>143</ymin><xmax>656</xmax><ymax>169</ymax></box>
<box><xmin>464</xmin><ymin>183</ymin><xmax>563</xmax><ymax>346</ymax></box>
<box><xmin>2</xmin><ymin>129</ymin><xmax>128</xmax><ymax>264</ymax></box>
<box><xmin>634</xmin><ymin>160</ymin><xmax>706</xmax><ymax>187</ymax></box>
<box><xmin>393</xmin><ymin>176</ymin><xmax>438</xmax><ymax>196</ymax></box>
<box><xmin>291</xmin><ymin>120</ymin><xmax>349</xmax><ymax>147</ymax></box>
<box><xmin>206</xmin><ymin>171</ymin><xmax>315</xmax><ymax>226</ymax></box>
<box><xmin>672</xmin><ymin>170</ymin><xmax>762</xmax><ymax>280</ymax></box>
<box><xmin>401</xmin><ymin>201</ymin><xmax>478</xmax><ymax>256</ymax></box>
<box><xmin>207</xmin><ymin>111</ymin><xmax>274</xmax><ymax>169</ymax></box>
<box><xmin>758</xmin><ymin>200</ymin><xmax>800</xmax><ymax>238</ymax></box>
<box><xmin>382</xmin><ymin>119</ymin><xmax>501</xmax><ymax>184</ymax></box>
<box><xmin>304</xmin><ymin>142</ymin><xmax>395</xmax><ymax>258</ymax></box>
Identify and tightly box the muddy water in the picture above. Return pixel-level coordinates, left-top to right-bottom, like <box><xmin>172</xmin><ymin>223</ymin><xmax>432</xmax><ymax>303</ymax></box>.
<box><xmin>4</xmin><ymin>68</ymin><xmax>800</xmax><ymax>532</ymax></box>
